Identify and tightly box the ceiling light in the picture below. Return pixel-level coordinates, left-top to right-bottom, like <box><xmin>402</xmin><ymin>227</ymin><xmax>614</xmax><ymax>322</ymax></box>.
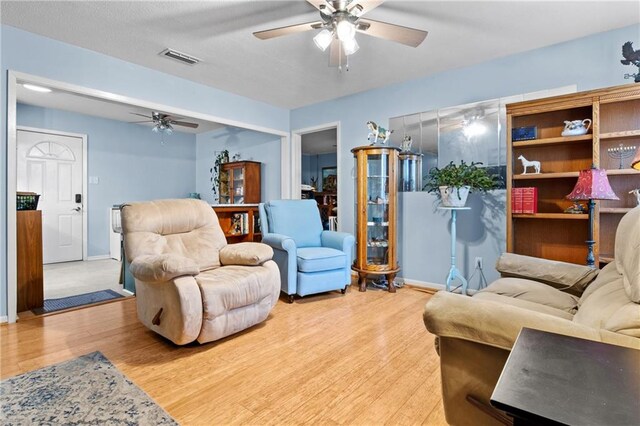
<box><xmin>462</xmin><ymin>121</ymin><xmax>486</xmax><ymax>138</ymax></box>
<box><xmin>314</xmin><ymin>29</ymin><xmax>333</xmax><ymax>51</ymax></box>
<box><xmin>343</xmin><ymin>38</ymin><xmax>359</xmax><ymax>56</ymax></box>
<box><xmin>22</xmin><ymin>83</ymin><xmax>52</xmax><ymax>93</ymax></box>
<box><xmin>336</xmin><ymin>20</ymin><xmax>355</xmax><ymax>42</ymax></box>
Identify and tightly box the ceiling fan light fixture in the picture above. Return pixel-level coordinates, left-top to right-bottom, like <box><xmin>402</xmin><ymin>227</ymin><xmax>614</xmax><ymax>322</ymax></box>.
<box><xmin>336</xmin><ymin>20</ymin><xmax>355</xmax><ymax>42</ymax></box>
<box><xmin>343</xmin><ymin>38</ymin><xmax>359</xmax><ymax>56</ymax></box>
<box><xmin>313</xmin><ymin>29</ymin><xmax>333</xmax><ymax>51</ymax></box>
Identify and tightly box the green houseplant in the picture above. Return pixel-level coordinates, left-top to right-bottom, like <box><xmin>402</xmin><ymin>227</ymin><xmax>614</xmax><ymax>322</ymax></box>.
<box><xmin>424</xmin><ymin>161</ymin><xmax>499</xmax><ymax>207</ymax></box>
<box><xmin>210</xmin><ymin>149</ymin><xmax>229</xmax><ymax>202</ymax></box>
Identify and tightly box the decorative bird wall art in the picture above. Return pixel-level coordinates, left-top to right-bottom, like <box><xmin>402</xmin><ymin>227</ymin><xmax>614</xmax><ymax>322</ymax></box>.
<box><xmin>621</xmin><ymin>41</ymin><xmax>640</xmax><ymax>83</ymax></box>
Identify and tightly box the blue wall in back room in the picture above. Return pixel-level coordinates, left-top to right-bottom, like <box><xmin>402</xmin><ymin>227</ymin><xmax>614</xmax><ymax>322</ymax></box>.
<box><xmin>302</xmin><ymin>153</ymin><xmax>337</xmax><ymax>192</ymax></box>
<box><xmin>291</xmin><ymin>24</ymin><xmax>640</xmax><ymax>289</ymax></box>
<box><xmin>195</xmin><ymin>127</ymin><xmax>282</xmax><ymax>204</ymax></box>
<box><xmin>17</xmin><ymin>103</ymin><xmax>197</xmax><ymax>257</ymax></box>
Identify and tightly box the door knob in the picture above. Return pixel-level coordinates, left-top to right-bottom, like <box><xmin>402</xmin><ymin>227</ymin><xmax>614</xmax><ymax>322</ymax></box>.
<box><xmin>72</xmin><ymin>207</ymin><xmax>82</xmax><ymax>212</ymax></box>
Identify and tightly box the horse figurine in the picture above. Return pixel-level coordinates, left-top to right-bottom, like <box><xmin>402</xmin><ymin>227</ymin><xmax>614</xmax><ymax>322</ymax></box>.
<box><xmin>630</xmin><ymin>189</ymin><xmax>640</xmax><ymax>206</ymax></box>
<box><xmin>367</xmin><ymin>121</ymin><xmax>393</xmax><ymax>145</ymax></box>
<box><xmin>400</xmin><ymin>135</ymin><xmax>413</xmax><ymax>152</ymax></box>
<box><xmin>517</xmin><ymin>155</ymin><xmax>541</xmax><ymax>174</ymax></box>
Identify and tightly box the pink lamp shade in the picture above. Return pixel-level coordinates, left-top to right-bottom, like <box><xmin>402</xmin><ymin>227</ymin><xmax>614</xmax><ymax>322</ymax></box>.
<box><xmin>632</xmin><ymin>147</ymin><xmax>640</xmax><ymax>171</ymax></box>
<box><xmin>566</xmin><ymin>168</ymin><xmax>619</xmax><ymax>201</ymax></box>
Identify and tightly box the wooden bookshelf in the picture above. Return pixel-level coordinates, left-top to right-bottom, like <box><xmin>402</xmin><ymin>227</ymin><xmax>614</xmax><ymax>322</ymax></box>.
<box><xmin>212</xmin><ymin>205</ymin><xmax>261</xmax><ymax>243</ymax></box>
<box><xmin>507</xmin><ymin>83</ymin><xmax>640</xmax><ymax>266</ymax></box>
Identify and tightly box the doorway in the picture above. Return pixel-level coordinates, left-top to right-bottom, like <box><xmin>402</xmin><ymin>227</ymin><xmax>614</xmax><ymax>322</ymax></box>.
<box><xmin>299</xmin><ymin>126</ymin><xmax>339</xmax><ymax>231</ymax></box>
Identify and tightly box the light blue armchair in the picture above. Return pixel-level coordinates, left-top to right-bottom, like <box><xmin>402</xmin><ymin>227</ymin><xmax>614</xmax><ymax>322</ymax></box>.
<box><xmin>259</xmin><ymin>200</ymin><xmax>355</xmax><ymax>303</ymax></box>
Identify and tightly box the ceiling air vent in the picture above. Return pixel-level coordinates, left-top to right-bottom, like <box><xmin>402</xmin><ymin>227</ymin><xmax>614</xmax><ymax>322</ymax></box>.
<box><xmin>159</xmin><ymin>48</ymin><xmax>200</xmax><ymax>65</ymax></box>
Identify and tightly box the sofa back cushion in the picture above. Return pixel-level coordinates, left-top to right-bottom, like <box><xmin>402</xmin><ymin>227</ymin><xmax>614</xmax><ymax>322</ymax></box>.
<box><xmin>262</xmin><ymin>200</ymin><xmax>323</xmax><ymax>248</ymax></box>
<box><xmin>615</xmin><ymin>206</ymin><xmax>640</xmax><ymax>303</ymax></box>
<box><xmin>121</xmin><ymin>199</ymin><xmax>227</xmax><ymax>272</ymax></box>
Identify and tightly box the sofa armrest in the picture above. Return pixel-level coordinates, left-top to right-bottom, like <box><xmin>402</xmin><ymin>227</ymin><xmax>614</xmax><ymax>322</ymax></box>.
<box><xmin>261</xmin><ymin>233</ymin><xmax>297</xmax><ymax>253</ymax></box>
<box><xmin>220</xmin><ymin>242</ymin><xmax>273</xmax><ymax>266</ymax></box>
<box><xmin>130</xmin><ymin>254</ymin><xmax>200</xmax><ymax>283</ymax></box>
<box><xmin>496</xmin><ymin>253</ymin><xmax>599</xmax><ymax>295</ymax></box>
<box><xmin>321</xmin><ymin>231</ymin><xmax>355</xmax><ymax>253</ymax></box>
<box><xmin>423</xmin><ymin>291</ymin><xmax>640</xmax><ymax>351</ymax></box>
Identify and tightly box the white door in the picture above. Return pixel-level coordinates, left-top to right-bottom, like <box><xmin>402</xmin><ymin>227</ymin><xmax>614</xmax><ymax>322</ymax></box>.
<box><xmin>17</xmin><ymin>129</ymin><xmax>84</xmax><ymax>264</ymax></box>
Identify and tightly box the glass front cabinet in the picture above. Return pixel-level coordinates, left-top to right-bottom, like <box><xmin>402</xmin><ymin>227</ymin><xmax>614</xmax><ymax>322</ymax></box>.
<box><xmin>351</xmin><ymin>145</ymin><xmax>400</xmax><ymax>292</ymax></box>
<box><xmin>218</xmin><ymin>161</ymin><xmax>261</xmax><ymax>204</ymax></box>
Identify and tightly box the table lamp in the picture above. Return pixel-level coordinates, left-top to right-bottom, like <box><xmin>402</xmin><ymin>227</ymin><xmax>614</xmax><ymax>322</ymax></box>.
<box><xmin>632</xmin><ymin>146</ymin><xmax>640</xmax><ymax>170</ymax></box>
<box><xmin>566</xmin><ymin>167</ymin><xmax>618</xmax><ymax>268</ymax></box>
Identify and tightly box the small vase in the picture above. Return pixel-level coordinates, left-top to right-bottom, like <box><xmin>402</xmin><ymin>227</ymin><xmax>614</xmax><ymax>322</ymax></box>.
<box><xmin>439</xmin><ymin>186</ymin><xmax>470</xmax><ymax>207</ymax></box>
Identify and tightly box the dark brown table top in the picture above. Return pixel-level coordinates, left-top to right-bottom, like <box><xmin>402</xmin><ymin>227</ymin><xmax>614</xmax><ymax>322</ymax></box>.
<box><xmin>490</xmin><ymin>328</ymin><xmax>640</xmax><ymax>426</ymax></box>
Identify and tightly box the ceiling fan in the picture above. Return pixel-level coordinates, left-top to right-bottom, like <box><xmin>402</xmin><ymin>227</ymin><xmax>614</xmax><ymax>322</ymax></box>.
<box><xmin>130</xmin><ymin>111</ymin><xmax>199</xmax><ymax>134</ymax></box>
<box><xmin>253</xmin><ymin>0</ymin><xmax>428</xmax><ymax>69</ymax></box>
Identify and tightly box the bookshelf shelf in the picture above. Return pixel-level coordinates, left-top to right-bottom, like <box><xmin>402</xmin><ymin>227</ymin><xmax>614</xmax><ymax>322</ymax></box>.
<box><xmin>512</xmin><ymin>134</ymin><xmax>592</xmax><ymax>148</ymax></box>
<box><xmin>513</xmin><ymin>172</ymin><xmax>579</xmax><ymax>180</ymax></box>
<box><xmin>601</xmin><ymin>130</ymin><xmax>640</xmax><ymax>140</ymax></box>
<box><xmin>512</xmin><ymin>213</ymin><xmax>588</xmax><ymax>220</ymax></box>
<box><xmin>600</xmin><ymin>207</ymin><xmax>633</xmax><ymax>214</ymax></box>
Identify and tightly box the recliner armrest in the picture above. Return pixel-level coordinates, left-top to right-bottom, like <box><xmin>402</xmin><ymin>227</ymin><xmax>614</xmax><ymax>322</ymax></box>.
<box><xmin>321</xmin><ymin>231</ymin><xmax>355</xmax><ymax>253</ymax></box>
<box><xmin>130</xmin><ymin>254</ymin><xmax>200</xmax><ymax>283</ymax></box>
<box><xmin>220</xmin><ymin>242</ymin><xmax>273</xmax><ymax>266</ymax></box>
<box><xmin>496</xmin><ymin>253</ymin><xmax>598</xmax><ymax>295</ymax></box>
<box><xmin>423</xmin><ymin>291</ymin><xmax>640</xmax><ymax>351</ymax></box>
<box><xmin>261</xmin><ymin>233</ymin><xmax>297</xmax><ymax>253</ymax></box>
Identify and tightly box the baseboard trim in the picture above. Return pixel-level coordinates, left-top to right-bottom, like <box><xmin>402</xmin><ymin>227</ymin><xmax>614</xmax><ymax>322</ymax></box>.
<box><xmin>121</xmin><ymin>289</ymin><xmax>135</xmax><ymax>296</ymax></box>
<box><xmin>397</xmin><ymin>278</ymin><xmax>478</xmax><ymax>295</ymax></box>
<box><xmin>0</xmin><ymin>315</ymin><xmax>8</xmax><ymax>324</ymax></box>
<box><xmin>86</xmin><ymin>255</ymin><xmax>111</xmax><ymax>261</ymax></box>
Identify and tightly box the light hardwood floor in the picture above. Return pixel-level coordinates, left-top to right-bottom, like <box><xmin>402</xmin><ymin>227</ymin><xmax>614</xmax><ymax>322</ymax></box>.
<box><xmin>1</xmin><ymin>287</ymin><xmax>446</xmax><ymax>425</ymax></box>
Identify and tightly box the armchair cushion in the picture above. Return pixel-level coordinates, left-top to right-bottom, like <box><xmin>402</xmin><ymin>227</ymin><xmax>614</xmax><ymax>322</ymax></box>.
<box><xmin>615</xmin><ymin>206</ymin><xmax>640</xmax><ymax>302</ymax></box>
<box><xmin>476</xmin><ymin>277</ymin><xmax>579</xmax><ymax>314</ymax></box>
<box><xmin>130</xmin><ymin>254</ymin><xmax>200</xmax><ymax>283</ymax></box>
<box><xmin>220</xmin><ymin>242</ymin><xmax>273</xmax><ymax>266</ymax></box>
<box><xmin>495</xmin><ymin>253</ymin><xmax>598</xmax><ymax>295</ymax></box>
<box><xmin>264</xmin><ymin>200</ymin><xmax>323</xmax><ymax>247</ymax></box>
<box><xmin>296</xmin><ymin>247</ymin><xmax>346</xmax><ymax>273</ymax></box>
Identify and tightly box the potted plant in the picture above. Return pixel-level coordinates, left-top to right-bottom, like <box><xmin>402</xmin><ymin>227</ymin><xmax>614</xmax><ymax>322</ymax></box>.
<box><xmin>424</xmin><ymin>161</ymin><xmax>499</xmax><ymax>207</ymax></box>
<box><xmin>210</xmin><ymin>149</ymin><xmax>229</xmax><ymax>202</ymax></box>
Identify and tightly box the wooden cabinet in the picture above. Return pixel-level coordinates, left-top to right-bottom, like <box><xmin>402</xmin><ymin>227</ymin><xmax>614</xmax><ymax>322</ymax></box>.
<box><xmin>313</xmin><ymin>192</ymin><xmax>337</xmax><ymax>229</ymax></box>
<box><xmin>351</xmin><ymin>145</ymin><xmax>400</xmax><ymax>292</ymax></box>
<box><xmin>17</xmin><ymin>210</ymin><xmax>43</xmax><ymax>312</ymax></box>
<box><xmin>506</xmin><ymin>83</ymin><xmax>640</xmax><ymax>266</ymax></box>
<box><xmin>218</xmin><ymin>161</ymin><xmax>261</xmax><ymax>204</ymax></box>
<box><xmin>212</xmin><ymin>205</ymin><xmax>261</xmax><ymax>243</ymax></box>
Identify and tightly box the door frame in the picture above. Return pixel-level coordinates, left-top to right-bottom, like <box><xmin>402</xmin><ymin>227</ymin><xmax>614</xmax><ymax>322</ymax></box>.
<box><xmin>290</xmin><ymin>122</ymin><xmax>341</xmax><ymax>230</ymax></box>
<box><xmin>17</xmin><ymin>126</ymin><xmax>89</xmax><ymax>263</ymax></box>
<box><xmin>6</xmin><ymin>70</ymin><xmax>290</xmax><ymax>323</ymax></box>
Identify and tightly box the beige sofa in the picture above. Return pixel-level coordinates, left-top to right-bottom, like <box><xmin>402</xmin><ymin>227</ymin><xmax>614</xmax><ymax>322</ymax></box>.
<box><xmin>423</xmin><ymin>206</ymin><xmax>640</xmax><ymax>426</ymax></box>
<box><xmin>121</xmin><ymin>199</ymin><xmax>280</xmax><ymax>345</ymax></box>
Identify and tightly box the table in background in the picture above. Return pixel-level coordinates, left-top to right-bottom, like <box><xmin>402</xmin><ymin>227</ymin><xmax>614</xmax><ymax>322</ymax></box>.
<box><xmin>491</xmin><ymin>327</ymin><xmax>640</xmax><ymax>426</ymax></box>
<box><xmin>438</xmin><ymin>206</ymin><xmax>471</xmax><ymax>295</ymax></box>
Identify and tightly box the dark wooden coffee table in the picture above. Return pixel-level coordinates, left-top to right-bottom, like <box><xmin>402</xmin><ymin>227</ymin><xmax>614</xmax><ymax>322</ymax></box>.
<box><xmin>490</xmin><ymin>327</ymin><xmax>640</xmax><ymax>426</ymax></box>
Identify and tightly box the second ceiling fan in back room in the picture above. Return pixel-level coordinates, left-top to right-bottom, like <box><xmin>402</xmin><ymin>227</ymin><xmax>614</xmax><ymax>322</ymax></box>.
<box><xmin>253</xmin><ymin>0</ymin><xmax>428</xmax><ymax>71</ymax></box>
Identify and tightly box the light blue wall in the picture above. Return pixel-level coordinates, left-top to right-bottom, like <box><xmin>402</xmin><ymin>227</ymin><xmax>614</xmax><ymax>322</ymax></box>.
<box><xmin>17</xmin><ymin>103</ymin><xmax>197</xmax><ymax>257</ymax></box>
<box><xmin>1</xmin><ymin>25</ymin><xmax>289</xmax><ymax>317</ymax></box>
<box><xmin>196</xmin><ymin>127</ymin><xmax>281</xmax><ymax>204</ymax></box>
<box><xmin>291</xmin><ymin>24</ymin><xmax>640</xmax><ymax>288</ymax></box>
<box><xmin>302</xmin><ymin>153</ymin><xmax>337</xmax><ymax>191</ymax></box>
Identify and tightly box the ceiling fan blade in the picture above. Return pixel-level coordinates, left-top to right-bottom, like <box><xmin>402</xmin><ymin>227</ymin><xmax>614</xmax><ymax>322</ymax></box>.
<box><xmin>130</xmin><ymin>120</ymin><xmax>153</xmax><ymax>124</ymax></box>
<box><xmin>306</xmin><ymin>0</ymin><xmax>335</xmax><ymax>12</ymax></box>
<box><xmin>253</xmin><ymin>21</ymin><xmax>323</xmax><ymax>40</ymax></box>
<box><xmin>171</xmin><ymin>121</ymin><xmax>199</xmax><ymax>129</ymax></box>
<box><xmin>349</xmin><ymin>0</ymin><xmax>384</xmax><ymax>15</ymax></box>
<box><xmin>130</xmin><ymin>112</ymin><xmax>151</xmax><ymax>118</ymax></box>
<box><xmin>328</xmin><ymin>38</ymin><xmax>347</xmax><ymax>67</ymax></box>
<box><xmin>356</xmin><ymin>18</ymin><xmax>427</xmax><ymax>47</ymax></box>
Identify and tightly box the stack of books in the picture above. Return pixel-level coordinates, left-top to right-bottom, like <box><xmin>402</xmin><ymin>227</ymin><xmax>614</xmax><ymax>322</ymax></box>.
<box><xmin>511</xmin><ymin>187</ymin><xmax>538</xmax><ymax>214</ymax></box>
<box><xmin>230</xmin><ymin>213</ymin><xmax>250</xmax><ymax>235</ymax></box>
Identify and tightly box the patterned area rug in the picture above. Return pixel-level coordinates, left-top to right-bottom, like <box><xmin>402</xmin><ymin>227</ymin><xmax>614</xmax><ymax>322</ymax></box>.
<box><xmin>1</xmin><ymin>351</ymin><xmax>176</xmax><ymax>425</ymax></box>
<box><xmin>33</xmin><ymin>289</ymin><xmax>124</xmax><ymax>314</ymax></box>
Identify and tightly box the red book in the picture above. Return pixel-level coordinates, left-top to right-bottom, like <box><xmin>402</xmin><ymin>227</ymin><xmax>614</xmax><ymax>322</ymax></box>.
<box><xmin>511</xmin><ymin>188</ymin><xmax>523</xmax><ymax>214</ymax></box>
<box><xmin>522</xmin><ymin>187</ymin><xmax>538</xmax><ymax>214</ymax></box>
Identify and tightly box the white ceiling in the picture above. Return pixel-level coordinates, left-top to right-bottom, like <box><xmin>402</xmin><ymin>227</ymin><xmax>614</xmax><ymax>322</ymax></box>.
<box><xmin>302</xmin><ymin>128</ymin><xmax>337</xmax><ymax>155</ymax></box>
<box><xmin>2</xmin><ymin>1</ymin><xmax>639</xmax><ymax>109</ymax></box>
<box><xmin>16</xmin><ymin>83</ymin><xmax>225</xmax><ymax>134</ymax></box>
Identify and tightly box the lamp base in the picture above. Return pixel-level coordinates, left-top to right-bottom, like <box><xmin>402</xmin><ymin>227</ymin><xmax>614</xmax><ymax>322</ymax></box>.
<box><xmin>586</xmin><ymin>199</ymin><xmax>596</xmax><ymax>268</ymax></box>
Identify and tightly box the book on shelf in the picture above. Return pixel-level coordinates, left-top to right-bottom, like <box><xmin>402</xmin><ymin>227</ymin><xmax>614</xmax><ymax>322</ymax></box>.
<box><xmin>521</xmin><ymin>187</ymin><xmax>538</xmax><ymax>214</ymax></box>
<box><xmin>512</xmin><ymin>187</ymin><xmax>538</xmax><ymax>214</ymax></box>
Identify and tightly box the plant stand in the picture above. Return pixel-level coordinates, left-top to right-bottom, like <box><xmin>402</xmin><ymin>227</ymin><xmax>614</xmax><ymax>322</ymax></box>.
<box><xmin>439</xmin><ymin>206</ymin><xmax>471</xmax><ymax>295</ymax></box>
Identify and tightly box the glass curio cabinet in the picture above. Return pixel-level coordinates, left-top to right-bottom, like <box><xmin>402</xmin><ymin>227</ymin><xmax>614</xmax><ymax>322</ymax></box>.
<box><xmin>351</xmin><ymin>145</ymin><xmax>400</xmax><ymax>292</ymax></box>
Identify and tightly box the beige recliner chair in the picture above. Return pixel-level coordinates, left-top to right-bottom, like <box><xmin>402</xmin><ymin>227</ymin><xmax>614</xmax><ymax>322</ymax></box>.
<box><xmin>121</xmin><ymin>199</ymin><xmax>280</xmax><ymax>345</ymax></box>
<box><xmin>424</xmin><ymin>206</ymin><xmax>640</xmax><ymax>426</ymax></box>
